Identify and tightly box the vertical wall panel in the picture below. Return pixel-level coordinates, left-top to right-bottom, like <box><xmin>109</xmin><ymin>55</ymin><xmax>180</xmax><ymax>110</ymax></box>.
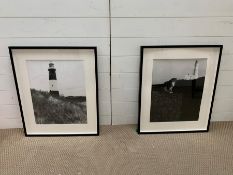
<box><xmin>0</xmin><ymin>0</ymin><xmax>109</xmax><ymax>17</ymax></box>
<box><xmin>0</xmin><ymin>1</ymin><xmax>111</xmax><ymax>128</ymax></box>
<box><xmin>111</xmin><ymin>0</ymin><xmax>233</xmax><ymax>17</ymax></box>
<box><xmin>111</xmin><ymin>1</ymin><xmax>233</xmax><ymax>124</ymax></box>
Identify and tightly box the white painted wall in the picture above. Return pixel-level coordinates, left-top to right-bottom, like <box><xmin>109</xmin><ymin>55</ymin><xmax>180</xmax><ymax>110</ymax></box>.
<box><xmin>111</xmin><ymin>0</ymin><xmax>233</xmax><ymax>124</ymax></box>
<box><xmin>0</xmin><ymin>0</ymin><xmax>111</xmax><ymax>128</ymax></box>
<box><xmin>1</xmin><ymin>0</ymin><xmax>233</xmax><ymax>128</ymax></box>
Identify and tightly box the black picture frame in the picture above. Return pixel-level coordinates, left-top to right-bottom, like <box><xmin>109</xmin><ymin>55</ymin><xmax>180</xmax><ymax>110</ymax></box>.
<box><xmin>138</xmin><ymin>45</ymin><xmax>223</xmax><ymax>134</ymax></box>
<box><xmin>9</xmin><ymin>46</ymin><xmax>99</xmax><ymax>136</ymax></box>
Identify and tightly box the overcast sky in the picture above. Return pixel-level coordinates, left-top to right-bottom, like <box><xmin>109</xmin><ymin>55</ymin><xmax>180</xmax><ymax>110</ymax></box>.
<box><xmin>27</xmin><ymin>60</ymin><xmax>86</xmax><ymax>97</ymax></box>
<box><xmin>152</xmin><ymin>59</ymin><xmax>207</xmax><ymax>84</ymax></box>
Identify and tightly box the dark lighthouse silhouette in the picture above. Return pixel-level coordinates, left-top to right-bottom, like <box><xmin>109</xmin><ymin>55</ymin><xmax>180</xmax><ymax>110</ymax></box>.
<box><xmin>48</xmin><ymin>63</ymin><xmax>59</xmax><ymax>96</ymax></box>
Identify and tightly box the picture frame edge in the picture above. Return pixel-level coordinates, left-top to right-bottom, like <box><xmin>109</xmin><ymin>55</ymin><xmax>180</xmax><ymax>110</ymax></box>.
<box><xmin>206</xmin><ymin>45</ymin><xmax>223</xmax><ymax>132</ymax></box>
<box><xmin>9</xmin><ymin>46</ymin><xmax>28</xmax><ymax>136</ymax></box>
<box><xmin>137</xmin><ymin>129</ymin><xmax>208</xmax><ymax>135</ymax></box>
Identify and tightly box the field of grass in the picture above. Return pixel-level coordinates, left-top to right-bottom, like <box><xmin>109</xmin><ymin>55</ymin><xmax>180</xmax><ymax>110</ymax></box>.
<box><xmin>150</xmin><ymin>77</ymin><xmax>204</xmax><ymax>122</ymax></box>
<box><xmin>30</xmin><ymin>89</ymin><xmax>87</xmax><ymax>124</ymax></box>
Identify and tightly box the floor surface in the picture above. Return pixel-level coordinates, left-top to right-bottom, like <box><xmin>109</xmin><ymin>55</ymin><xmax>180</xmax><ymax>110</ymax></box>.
<box><xmin>0</xmin><ymin>122</ymin><xmax>233</xmax><ymax>175</ymax></box>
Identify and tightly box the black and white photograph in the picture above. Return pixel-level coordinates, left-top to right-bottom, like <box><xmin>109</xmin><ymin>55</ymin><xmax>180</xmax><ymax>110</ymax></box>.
<box><xmin>27</xmin><ymin>60</ymin><xmax>87</xmax><ymax>124</ymax></box>
<box><xmin>138</xmin><ymin>46</ymin><xmax>223</xmax><ymax>134</ymax></box>
<box><xmin>150</xmin><ymin>59</ymin><xmax>207</xmax><ymax>122</ymax></box>
<box><xmin>9</xmin><ymin>47</ymin><xmax>99</xmax><ymax>136</ymax></box>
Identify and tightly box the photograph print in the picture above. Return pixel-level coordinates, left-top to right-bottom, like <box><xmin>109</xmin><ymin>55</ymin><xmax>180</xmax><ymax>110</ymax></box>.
<box><xmin>138</xmin><ymin>46</ymin><xmax>223</xmax><ymax>134</ymax></box>
<box><xmin>9</xmin><ymin>47</ymin><xmax>98</xmax><ymax>136</ymax></box>
<box><xmin>27</xmin><ymin>60</ymin><xmax>87</xmax><ymax>125</ymax></box>
<box><xmin>150</xmin><ymin>59</ymin><xmax>207</xmax><ymax>122</ymax></box>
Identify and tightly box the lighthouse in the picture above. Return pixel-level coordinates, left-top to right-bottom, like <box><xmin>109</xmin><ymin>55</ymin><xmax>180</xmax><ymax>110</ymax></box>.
<box><xmin>48</xmin><ymin>62</ymin><xmax>59</xmax><ymax>96</ymax></box>
<box><xmin>193</xmin><ymin>60</ymin><xmax>199</xmax><ymax>79</ymax></box>
<box><xmin>184</xmin><ymin>60</ymin><xmax>199</xmax><ymax>80</ymax></box>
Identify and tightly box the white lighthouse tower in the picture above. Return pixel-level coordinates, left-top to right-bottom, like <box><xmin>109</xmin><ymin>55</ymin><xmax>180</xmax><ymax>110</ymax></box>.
<box><xmin>48</xmin><ymin>62</ymin><xmax>59</xmax><ymax>96</ymax></box>
<box><xmin>184</xmin><ymin>60</ymin><xmax>199</xmax><ymax>80</ymax></box>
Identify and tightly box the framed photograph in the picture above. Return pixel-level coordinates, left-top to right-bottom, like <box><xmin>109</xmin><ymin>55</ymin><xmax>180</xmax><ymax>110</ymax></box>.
<box><xmin>138</xmin><ymin>45</ymin><xmax>223</xmax><ymax>134</ymax></box>
<box><xmin>9</xmin><ymin>47</ymin><xmax>99</xmax><ymax>136</ymax></box>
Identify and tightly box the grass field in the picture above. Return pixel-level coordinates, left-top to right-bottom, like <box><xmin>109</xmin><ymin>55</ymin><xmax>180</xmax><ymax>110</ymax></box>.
<box><xmin>30</xmin><ymin>89</ymin><xmax>87</xmax><ymax>124</ymax></box>
<box><xmin>150</xmin><ymin>77</ymin><xmax>204</xmax><ymax>122</ymax></box>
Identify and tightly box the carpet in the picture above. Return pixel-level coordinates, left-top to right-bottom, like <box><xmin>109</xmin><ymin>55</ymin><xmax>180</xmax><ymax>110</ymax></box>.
<box><xmin>0</xmin><ymin>122</ymin><xmax>233</xmax><ymax>175</ymax></box>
